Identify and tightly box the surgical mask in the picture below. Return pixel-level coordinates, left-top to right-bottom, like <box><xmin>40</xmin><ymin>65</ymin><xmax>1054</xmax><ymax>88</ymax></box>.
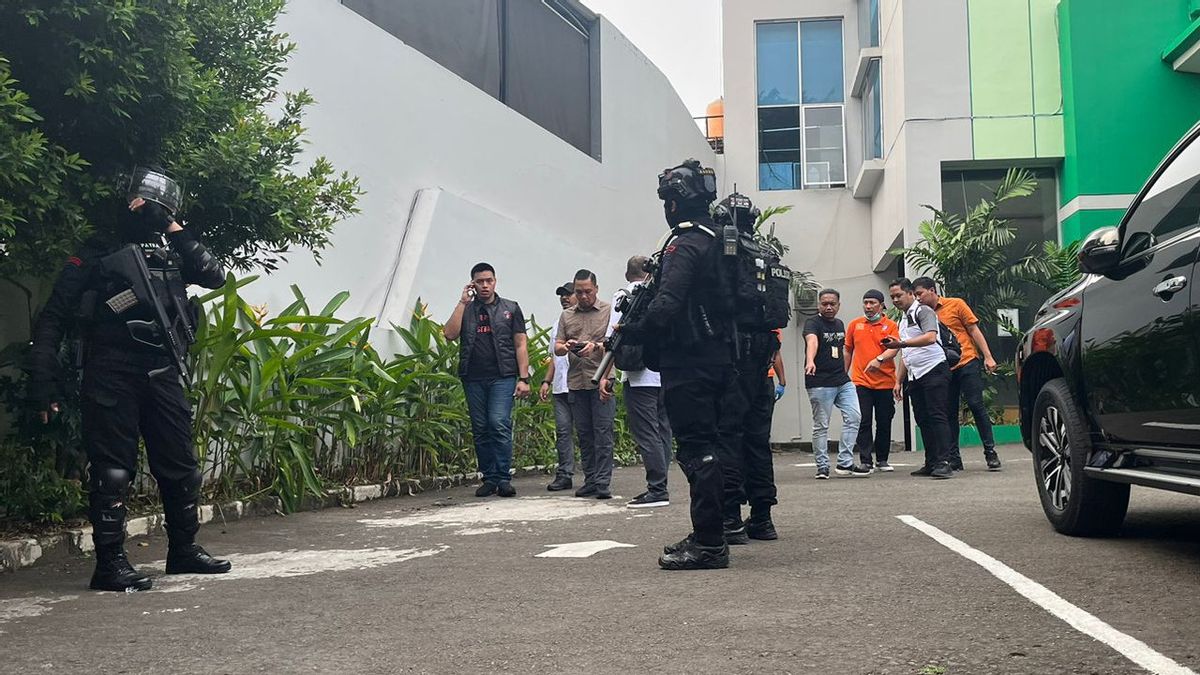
<box><xmin>865</xmin><ymin>311</ymin><xmax>883</xmax><ymax>323</ymax></box>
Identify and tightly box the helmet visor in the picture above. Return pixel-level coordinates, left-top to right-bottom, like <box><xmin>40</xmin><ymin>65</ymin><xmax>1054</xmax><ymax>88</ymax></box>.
<box><xmin>127</xmin><ymin>166</ymin><xmax>183</xmax><ymax>214</ymax></box>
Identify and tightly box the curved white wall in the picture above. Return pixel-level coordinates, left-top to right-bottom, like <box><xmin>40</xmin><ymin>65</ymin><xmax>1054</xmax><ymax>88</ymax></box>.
<box><xmin>251</xmin><ymin>0</ymin><xmax>715</xmax><ymax>344</ymax></box>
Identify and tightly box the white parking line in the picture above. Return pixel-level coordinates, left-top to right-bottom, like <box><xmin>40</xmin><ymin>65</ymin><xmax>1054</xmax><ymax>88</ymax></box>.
<box><xmin>897</xmin><ymin>515</ymin><xmax>1196</xmax><ymax>675</ymax></box>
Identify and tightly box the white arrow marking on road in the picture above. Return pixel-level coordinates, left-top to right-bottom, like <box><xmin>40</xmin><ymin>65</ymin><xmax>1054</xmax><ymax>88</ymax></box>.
<box><xmin>536</xmin><ymin>540</ymin><xmax>636</xmax><ymax>558</ymax></box>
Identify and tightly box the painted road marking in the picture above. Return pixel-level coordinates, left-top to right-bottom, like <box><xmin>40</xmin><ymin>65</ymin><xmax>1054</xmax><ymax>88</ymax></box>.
<box><xmin>0</xmin><ymin>595</ymin><xmax>78</xmax><ymax>634</ymax></box>
<box><xmin>152</xmin><ymin>546</ymin><xmax>448</xmax><ymax>593</ymax></box>
<box><xmin>358</xmin><ymin>496</ymin><xmax>624</xmax><ymax>535</ymax></box>
<box><xmin>897</xmin><ymin>515</ymin><xmax>1196</xmax><ymax>675</ymax></box>
<box><xmin>536</xmin><ymin>541</ymin><xmax>637</xmax><ymax>558</ymax></box>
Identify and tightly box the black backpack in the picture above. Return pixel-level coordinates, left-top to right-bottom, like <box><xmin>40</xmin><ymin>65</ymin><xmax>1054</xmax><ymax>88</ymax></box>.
<box><xmin>728</xmin><ymin>232</ymin><xmax>792</xmax><ymax>332</ymax></box>
<box><xmin>937</xmin><ymin>320</ymin><xmax>962</xmax><ymax>368</ymax></box>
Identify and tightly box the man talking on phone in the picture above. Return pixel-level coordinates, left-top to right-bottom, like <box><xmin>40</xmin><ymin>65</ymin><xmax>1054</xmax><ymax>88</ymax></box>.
<box><xmin>444</xmin><ymin>263</ymin><xmax>532</xmax><ymax>497</ymax></box>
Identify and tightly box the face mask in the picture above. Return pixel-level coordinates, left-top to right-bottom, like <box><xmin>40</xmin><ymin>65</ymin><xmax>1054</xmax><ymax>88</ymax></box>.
<box><xmin>865</xmin><ymin>311</ymin><xmax>883</xmax><ymax>323</ymax></box>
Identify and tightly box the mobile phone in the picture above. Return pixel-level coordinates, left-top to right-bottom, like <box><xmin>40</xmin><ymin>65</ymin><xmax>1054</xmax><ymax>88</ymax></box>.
<box><xmin>467</xmin><ymin>284</ymin><xmax>477</xmax><ymax>299</ymax></box>
<box><xmin>569</xmin><ymin>342</ymin><xmax>586</xmax><ymax>353</ymax></box>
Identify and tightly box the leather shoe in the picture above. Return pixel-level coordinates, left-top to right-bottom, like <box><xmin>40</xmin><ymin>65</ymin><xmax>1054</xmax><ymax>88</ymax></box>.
<box><xmin>546</xmin><ymin>477</ymin><xmax>573</xmax><ymax>492</ymax></box>
<box><xmin>166</xmin><ymin>544</ymin><xmax>232</xmax><ymax>575</ymax></box>
<box><xmin>497</xmin><ymin>481</ymin><xmax>517</xmax><ymax>498</ymax></box>
<box><xmin>574</xmin><ymin>484</ymin><xmax>599</xmax><ymax>498</ymax></box>
<box><xmin>475</xmin><ymin>482</ymin><xmax>498</xmax><ymax>497</ymax></box>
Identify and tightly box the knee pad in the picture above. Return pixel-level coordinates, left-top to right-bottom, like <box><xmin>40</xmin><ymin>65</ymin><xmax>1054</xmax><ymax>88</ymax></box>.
<box><xmin>89</xmin><ymin>466</ymin><xmax>133</xmax><ymax>501</ymax></box>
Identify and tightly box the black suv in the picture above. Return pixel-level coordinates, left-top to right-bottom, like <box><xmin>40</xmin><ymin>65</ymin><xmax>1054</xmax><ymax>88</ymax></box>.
<box><xmin>1017</xmin><ymin>122</ymin><xmax>1200</xmax><ymax>536</ymax></box>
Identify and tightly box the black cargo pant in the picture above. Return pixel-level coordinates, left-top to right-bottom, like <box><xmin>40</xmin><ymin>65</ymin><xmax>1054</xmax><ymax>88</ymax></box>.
<box><xmin>947</xmin><ymin>359</ymin><xmax>996</xmax><ymax>463</ymax></box>
<box><xmin>661</xmin><ymin>365</ymin><xmax>733</xmax><ymax>547</ymax></box>
<box><xmin>83</xmin><ymin>349</ymin><xmax>202</xmax><ymax>550</ymax></box>
<box><xmin>907</xmin><ymin>362</ymin><xmax>952</xmax><ymax>469</ymax></box>
<box><xmin>855</xmin><ymin>386</ymin><xmax>895</xmax><ymax>467</ymax></box>
<box><xmin>717</xmin><ymin>358</ymin><xmax>777</xmax><ymax>519</ymax></box>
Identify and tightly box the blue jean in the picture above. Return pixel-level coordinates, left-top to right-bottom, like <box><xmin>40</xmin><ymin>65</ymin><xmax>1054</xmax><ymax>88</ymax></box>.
<box><xmin>807</xmin><ymin>382</ymin><xmax>862</xmax><ymax>470</ymax></box>
<box><xmin>464</xmin><ymin>377</ymin><xmax>517</xmax><ymax>484</ymax></box>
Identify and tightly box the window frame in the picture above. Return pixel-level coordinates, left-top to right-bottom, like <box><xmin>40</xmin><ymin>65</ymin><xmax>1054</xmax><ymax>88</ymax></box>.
<box><xmin>755</xmin><ymin>18</ymin><xmax>848</xmax><ymax>192</ymax></box>
<box><xmin>1118</xmin><ymin>134</ymin><xmax>1200</xmax><ymax>259</ymax></box>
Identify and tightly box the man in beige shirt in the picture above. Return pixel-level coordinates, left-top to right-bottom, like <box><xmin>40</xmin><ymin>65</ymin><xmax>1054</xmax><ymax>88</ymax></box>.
<box><xmin>554</xmin><ymin>269</ymin><xmax>615</xmax><ymax>499</ymax></box>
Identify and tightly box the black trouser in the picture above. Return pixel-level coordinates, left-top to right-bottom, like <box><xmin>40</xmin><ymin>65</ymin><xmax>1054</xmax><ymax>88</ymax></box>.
<box><xmin>716</xmin><ymin>362</ymin><xmax>777</xmax><ymax>518</ymax></box>
<box><xmin>854</xmin><ymin>386</ymin><xmax>895</xmax><ymax>466</ymax></box>
<box><xmin>947</xmin><ymin>359</ymin><xmax>995</xmax><ymax>463</ymax></box>
<box><xmin>83</xmin><ymin>348</ymin><xmax>202</xmax><ymax>550</ymax></box>
<box><xmin>661</xmin><ymin>365</ymin><xmax>733</xmax><ymax>547</ymax></box>
<box><xmin>907</xmin><ymin>362</ymin><xmax>952</xmax><ymax>469</ymax></box>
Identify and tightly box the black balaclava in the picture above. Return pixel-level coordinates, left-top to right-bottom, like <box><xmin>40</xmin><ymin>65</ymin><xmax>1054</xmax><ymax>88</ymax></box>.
<box><xmin>665</xmin><ymin>198</ymin><xmax>711</xmax><ymax>227</ymax></box>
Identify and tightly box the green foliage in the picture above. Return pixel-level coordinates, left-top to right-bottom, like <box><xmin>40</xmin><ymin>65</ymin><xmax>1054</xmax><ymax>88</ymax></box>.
<box><xmin>0</xmin><ymin>0</ymin><xmax>361</xmax><ymax>277</ymax></box>
<box><xmin>0</xmin><ymin>442</ymin><xmax>84</xmax><ymax>524</ymax></box>
<box><xmin>1</xmin><ymin>281</ymin><xmax>638</xmax><ymax>522</ymax></box>
<box><xmin>892</xmin><ymin>168</ymin><xmax>1040</xmax><ymax>328</ymax></box>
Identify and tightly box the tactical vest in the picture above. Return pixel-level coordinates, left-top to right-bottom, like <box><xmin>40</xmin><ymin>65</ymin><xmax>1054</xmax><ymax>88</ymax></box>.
<box><xmin>727</xmin><ymin>232</ymin><xmax>792</xmax><ymax>333</ymax></box>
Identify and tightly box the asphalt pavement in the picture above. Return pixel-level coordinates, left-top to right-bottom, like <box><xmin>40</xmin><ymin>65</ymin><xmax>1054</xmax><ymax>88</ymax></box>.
<box><xmin>1</xmin><ymin>444</ymin><xmax>1198</xmax><ymax>674</ymax></box>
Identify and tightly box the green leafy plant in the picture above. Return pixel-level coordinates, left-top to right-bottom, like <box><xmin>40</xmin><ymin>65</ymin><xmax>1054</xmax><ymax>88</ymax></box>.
<box><xmin>892</xmin><ymin>168</ymin><xmax>1040</xmax><ymax>329</ymax></box>
<box><xmin>0</xmin><ymin>0</ymin><xmax>361</xmax><ymax>278</ymax></box>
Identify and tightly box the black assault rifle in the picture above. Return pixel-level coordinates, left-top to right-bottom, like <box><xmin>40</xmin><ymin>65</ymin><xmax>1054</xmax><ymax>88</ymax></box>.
<box><xmin>99</xmin><ymin>245</ymin><xmax>191</xmax><ymax>383</ymax></box>
<box><xmin>590</xmin><ymin>258</ymin><xmax>659</xmax><ymax>385</ymax></box>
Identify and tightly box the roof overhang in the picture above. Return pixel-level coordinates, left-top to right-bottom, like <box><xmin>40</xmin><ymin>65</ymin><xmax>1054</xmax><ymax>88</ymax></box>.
<box><xmin>1162</xmin><ymin>16</ymin><xmax>1200</xmax><ymax>73</ymax></box>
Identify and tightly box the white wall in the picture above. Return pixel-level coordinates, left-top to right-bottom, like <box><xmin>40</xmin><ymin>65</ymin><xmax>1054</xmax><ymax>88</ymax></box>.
<box><xmin>249</xmin><ymin>0</ymin><xmax>715</xmax><ymax>342</ymax></box>
<box><xmin>723</xmin><ymin>0</ymin><xmax>891</xmax><ymax>442</ymax></box>
<box><xmin>722</xmin><ymin>0</ymin><xmax>981</xmax><ymax>445</ymax></box>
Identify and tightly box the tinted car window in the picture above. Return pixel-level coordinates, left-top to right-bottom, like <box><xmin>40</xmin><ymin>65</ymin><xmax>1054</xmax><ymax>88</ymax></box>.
<box><xmin>1122</xmin><ymin>136</ymin><xmax>1200</xmax><ymax>257</ymax></box>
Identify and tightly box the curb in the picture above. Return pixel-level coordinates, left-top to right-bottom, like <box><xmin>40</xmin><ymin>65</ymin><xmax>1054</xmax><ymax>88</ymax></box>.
<box><xmin>0</xmin><ymin>465</ymin><xmax>553</xmax><ymax>574</ymax></box>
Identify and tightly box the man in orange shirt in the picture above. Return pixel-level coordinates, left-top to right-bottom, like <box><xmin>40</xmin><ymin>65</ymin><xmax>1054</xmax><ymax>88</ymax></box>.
<box><xmin>913</xmin><ymin>277</ymin><xmax>1002</xmax><ymax>471</ymax></box>
<box><xmin>844</xmin><ymin>290</ymin><xmax>900</xmax><ymax>471</ymax></box>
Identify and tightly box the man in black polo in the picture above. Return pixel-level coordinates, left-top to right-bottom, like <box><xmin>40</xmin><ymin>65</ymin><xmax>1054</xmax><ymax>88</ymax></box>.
<box><xmin>444</xmin><ymin>263</ymin><xmax>532</xmax><ymax>497</ymax></box>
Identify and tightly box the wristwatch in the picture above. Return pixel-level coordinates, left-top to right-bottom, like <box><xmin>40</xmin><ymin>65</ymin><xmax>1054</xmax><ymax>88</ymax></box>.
<box><xmin>519</xmin><ymin>377</ymin><xmax>530</xmax><ymax>384</ymax></box>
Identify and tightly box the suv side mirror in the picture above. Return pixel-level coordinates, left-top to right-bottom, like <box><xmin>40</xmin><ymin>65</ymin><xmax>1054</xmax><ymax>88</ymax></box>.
<box><xmin>1078</xmin><ymin>226</ymin><xmax>1121</xmax><ymax>275</ymax></box>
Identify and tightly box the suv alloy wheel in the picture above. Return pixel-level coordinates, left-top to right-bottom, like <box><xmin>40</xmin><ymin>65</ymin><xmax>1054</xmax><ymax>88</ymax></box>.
<box><xmin>1032</xmin><ymin>379</ymin><xmax>1130</xmax><ymax>536</ymax></box>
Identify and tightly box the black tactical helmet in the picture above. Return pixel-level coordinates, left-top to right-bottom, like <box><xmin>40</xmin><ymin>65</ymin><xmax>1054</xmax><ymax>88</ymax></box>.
<box><xmin>712</xmin><ymin>192</ymin><xmax>760</xmax><ymax>231</ymax></box>
<box><xmin>126</xmin><ymin>165</ymin><xmax>183</xmax><ymax>215</ymax></box>
<box><xmin>657</xmin><ymin>159</ymin><xmax>717</xmax><ymax>205</ymax></box>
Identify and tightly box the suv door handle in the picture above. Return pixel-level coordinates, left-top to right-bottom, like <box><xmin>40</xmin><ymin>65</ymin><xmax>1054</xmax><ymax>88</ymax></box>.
<box><xmin>1152</xmin><ymin>275</ymin><xmax>1187</xmax><ymax>300</ymax></box>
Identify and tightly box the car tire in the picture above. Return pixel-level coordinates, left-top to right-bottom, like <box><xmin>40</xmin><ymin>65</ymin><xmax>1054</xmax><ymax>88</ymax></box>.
<box><xmin>1031</xmin><ymin>378</ymin><xmax>1130</xmax><ymax>536</ymax></box>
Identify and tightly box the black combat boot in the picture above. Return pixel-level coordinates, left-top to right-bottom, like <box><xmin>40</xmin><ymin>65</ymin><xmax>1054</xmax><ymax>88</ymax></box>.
<box><xmin>90</xmin><ymin>546</ymin><xmax>153</xmax><ymax>592</ymax></box>
<box><xmin>166</xmin><ymin>542</ymin><xmax>232</xmax><ymax>575</ymax></box>
<box><xmin>723</xmin><ymin>516</ymin><xmax>750</xmax><ymax>545</ymax></box>
<box><xmin>658</xmin><ymin>538</ymin><xmax>729</xmax><ymax>570</ymax></box>
<box><xmin>663</xmin><ymin>533</ymin><xmax>694</xmax><ymax>555</ymax></box>
<box><xmin>745</xmin><ymin>507</ymin><xmax>778</xmax><ymax>541</ymax></box>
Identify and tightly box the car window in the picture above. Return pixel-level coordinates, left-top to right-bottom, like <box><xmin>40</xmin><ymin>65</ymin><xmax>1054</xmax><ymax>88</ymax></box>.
<box><xmin>1122</xmin><ymin>136</ymin><xmax>1200</xmax><ymax>258</ymax></box>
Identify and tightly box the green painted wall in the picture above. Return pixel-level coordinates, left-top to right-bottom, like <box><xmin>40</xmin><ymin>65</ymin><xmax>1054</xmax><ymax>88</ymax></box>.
<box><xmin>968</xmin><ymin>0</ymin><xmax>1063</xmax><ymax>160</ymax></box>
<box><xmin>1058</xmin><ymin>0</ymin><xmax>1200</xmax><ymax>242</ymax></box>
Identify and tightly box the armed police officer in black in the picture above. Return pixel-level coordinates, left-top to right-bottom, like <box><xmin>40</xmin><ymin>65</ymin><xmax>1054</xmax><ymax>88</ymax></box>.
<box><xmin>28</xmin><ymin>166</ymin><xmax>232</xmax><ymax>592</ymax></box>
<box><xmin>621</xmin><ymin>159</ymin><xmax>735</xmax><ymax>570</ymax></box>
<box><xmin>711</xmin><ymin>192</ymin><xmax>788</xmax><ymax>545</ymax></box>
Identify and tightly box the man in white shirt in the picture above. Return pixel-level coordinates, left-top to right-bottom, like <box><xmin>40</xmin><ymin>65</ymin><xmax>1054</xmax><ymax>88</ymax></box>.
<box><xmin>608</xmin><ymin>256</ymin><xmax>672</xmax><ymax>508</ymax></box>
<box><xmin>882</xmin><ymin>278</ymin><xmax>955</xmax><ymax>479</ymax></box>
<box><xmin>542</xmin><ymin>282</ymin><xmax>577</xmax><ymax>491</ymax></box>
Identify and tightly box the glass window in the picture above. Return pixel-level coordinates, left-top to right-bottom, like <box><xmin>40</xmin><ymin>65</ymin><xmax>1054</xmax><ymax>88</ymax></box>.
<box><xmin>801</xmin><ymin>20</ymin><xmax>844</xmax><ymax>104</ymax></box>
<box><xmin>859</xmin><ymin>0</ymin><xmax>880</xmax><ymax>47</ymax></box>
<box><xmin>756</xmin><ymin>18</ymin><xmax>846</xmax><ymax>191</ymax></box>
<box><xmin>803</xmin><ymin>106</ymin><xmax>845</xmax><ymax>187</ymax></box>
<box><xmin>1122</xmin><ymin>136</ymin><xmax>1200</xmax><ymax>252</ymax></box>
<box><xmin>756</xmin><ymin>22</ymin><xmax>799</xmax><ymax>105</ymax></box>
<box><xmin>862</xmin><ymin>58</ymin><xmax>882</xmax><ymax>160</ymax></box>
<box><xmin>759</xmin><ymin>107</ymin><xmax>802</xmax><ymax>191</ymax></box>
